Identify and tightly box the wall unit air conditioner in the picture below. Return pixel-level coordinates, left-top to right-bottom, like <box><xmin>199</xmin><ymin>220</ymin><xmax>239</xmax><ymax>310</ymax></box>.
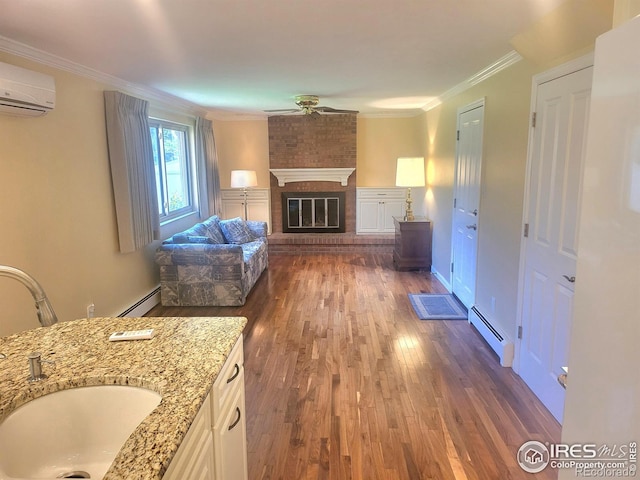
<box><xmin>0</xmin><ymin>61</ymin><xmax>55</xmax><ymax>117</ymax></box>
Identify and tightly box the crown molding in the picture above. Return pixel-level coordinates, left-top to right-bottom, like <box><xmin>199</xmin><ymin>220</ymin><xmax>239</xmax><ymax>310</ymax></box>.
<box><xmin>0</xmin><ymin>34</ymin><xmax>523</xmax><ymax>118</ymax></box>
<box><xmin>422</xmin><ymin>50</ymin><xmax>523</xmax><ymax>112</ymax></box>
<box><xmin>0</xmin><ymin>35</ymin><xmax>211</xmax><ymax>118</ymax></box>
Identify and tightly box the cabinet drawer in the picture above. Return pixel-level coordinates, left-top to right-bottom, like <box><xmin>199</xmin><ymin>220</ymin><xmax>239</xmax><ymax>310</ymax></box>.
<box><xmin>211</xmin><ymin>335</ymin><xmax>244</xmax><ymax>416</ymax></box>
<box><xmin>356</xmin><ymin>187</ymin><xmax>406</xmax><ymax>200</ymax></box>
<box><xmin>221</xmin><ymin>188</ymin><xmax>270</xmax><ymax>200</ymax></box>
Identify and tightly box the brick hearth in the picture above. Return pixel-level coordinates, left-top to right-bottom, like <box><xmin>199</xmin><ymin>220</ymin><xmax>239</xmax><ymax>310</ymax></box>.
<box><xmin>268</xmin><ymin>233</ymin><xmax>394</xmax><ymax>255</ymax></box>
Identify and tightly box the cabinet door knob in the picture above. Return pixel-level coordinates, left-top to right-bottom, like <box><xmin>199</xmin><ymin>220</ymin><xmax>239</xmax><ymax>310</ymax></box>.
<box><xmin>562</xmin><ymin>275</ymin><xmax>576</xmax><ymax>283</ymax></box>
<box><xmin>466</xmin><ymin>224</ymin><xmax>477</xmax><ymax>230</ymax></box>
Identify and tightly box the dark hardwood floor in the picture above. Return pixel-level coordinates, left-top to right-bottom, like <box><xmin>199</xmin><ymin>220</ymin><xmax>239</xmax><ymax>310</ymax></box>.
<box><xmin>147</xmin><ymin>253</ymin><xmax>560</xmax><ymax>480</ymax></box>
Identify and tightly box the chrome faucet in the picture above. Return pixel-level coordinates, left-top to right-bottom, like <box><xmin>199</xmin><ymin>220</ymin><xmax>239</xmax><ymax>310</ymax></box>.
<box><xmin>0</xmin><ymin>265</ymin><xmax>58</xmax><ymax>327</ymax></box>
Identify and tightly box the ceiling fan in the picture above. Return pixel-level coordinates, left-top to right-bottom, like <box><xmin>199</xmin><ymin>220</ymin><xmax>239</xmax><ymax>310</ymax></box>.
<box><xmin>265</xmin><ymin>95</ymin><xmax>359</xmax><ymax>116</ymax></box>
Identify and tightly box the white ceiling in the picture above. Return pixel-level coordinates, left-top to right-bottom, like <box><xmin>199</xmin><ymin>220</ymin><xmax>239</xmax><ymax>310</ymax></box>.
<box><xmin>0</xmin><ymin>0</ymin><xmax>567</xmax><ymax>117</ymax></box>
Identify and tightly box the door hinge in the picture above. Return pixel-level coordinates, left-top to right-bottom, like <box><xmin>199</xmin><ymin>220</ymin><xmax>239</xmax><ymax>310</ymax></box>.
<box><xmin>531</xmin><ymin>112</ymin><xmax>537</xmax><ymax>128</ymax></box>
<box><xmin>518</xmin><ymin>325</ymin><xmax>523</xmax><ymax>339</ymax></box>
<box><xmin>451</xmin><ymin>262</ymin><xmax>454</xmax><ymax>273</ymax></box>
<box><xmin>524</xmin><ymin>223</ymin><xmax>529</xmax><ymax>238</ymax></box>
<box><xmin>457</xmin><ymin>130</ymin><xmax>460</xmax><ymax>141</ymax></box>
<box><xmin>453</xmin><ymin>198</ymin><xmax>457</xmax><ymax>208</ymax></box>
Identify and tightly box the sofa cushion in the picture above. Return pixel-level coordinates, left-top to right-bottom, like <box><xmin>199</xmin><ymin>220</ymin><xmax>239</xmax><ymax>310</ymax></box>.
<box><xmin>186</xmin><ymin>235</ymin><xmax>215</xmax><ymax>244</ymax></box>
<box><xmin>219</xmin><ymin>217</ymin><xmax>255</xmax><ymax>244</ymax></box>
<box><xmin>186</xmin><ymin>222</ymin><xmax>209</xmax><ymax>237</ymax></box>
<box><xmin>202</xmin><ymin>216</ymin><xmax>227</xmax><ymax>244</ymax></box>
<box><xmin>165</xmin><ymin>230</ymin><xmax>212</xmax><ymax>245</ymax></box>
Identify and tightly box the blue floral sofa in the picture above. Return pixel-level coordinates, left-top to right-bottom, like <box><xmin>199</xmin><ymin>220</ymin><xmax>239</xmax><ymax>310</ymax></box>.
<box><xmin>155</xmin><ymin>215</ymin><xmax>268</xmax><ymax>306</ymax></box>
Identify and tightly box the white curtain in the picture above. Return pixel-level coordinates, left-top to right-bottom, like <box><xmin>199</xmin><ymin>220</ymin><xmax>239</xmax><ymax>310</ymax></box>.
<box><xmin>104</xmin><ymin>91</ymin><xmax>160</xmax><ymax>253</ymax></box>
<box><xmin>195</xmin><ymin>116</ymin><xmax>222</xmax><ymax>217</ymax></box>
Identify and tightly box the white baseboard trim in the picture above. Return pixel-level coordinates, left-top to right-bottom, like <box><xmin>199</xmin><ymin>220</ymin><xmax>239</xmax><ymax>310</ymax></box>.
<box><xmin>468</xmin><ymin>305</ymin><xmax>514</xmax><ymax>367</ymax></box>
<box><xmin>118</xmin><ymin>286</ymin><xmax>161</xmax><ymax>317</ymax></box>
<box><xmin>431</xmin><ymin>268</ymin><xmax>452</xmax><ymax>292</ymax></box>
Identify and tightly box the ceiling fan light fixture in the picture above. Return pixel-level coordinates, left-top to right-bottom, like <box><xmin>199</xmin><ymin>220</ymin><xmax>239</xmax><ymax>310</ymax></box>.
<box><xmin>265</xmin><ymin>94</ymin><xmax>358</xmax><ymax>116</ymax></box>
<box><xmin>295</xmin><ymin>95</ymin><xmax>319</xmax><ymax>112</ymax></box>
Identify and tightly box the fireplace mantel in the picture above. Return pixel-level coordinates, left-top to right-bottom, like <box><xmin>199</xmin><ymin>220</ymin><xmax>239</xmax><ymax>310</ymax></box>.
<box><xmin>269</xmin><ymin>168</ymin><xmax>355</xmax><ymax>187</ymax></box>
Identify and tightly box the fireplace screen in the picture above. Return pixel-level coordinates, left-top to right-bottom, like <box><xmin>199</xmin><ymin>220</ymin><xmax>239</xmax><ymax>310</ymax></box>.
<box><xmin>282</xmin><ymin>192</ymin><xmax>345</xmax><ymax>233</ymax></box>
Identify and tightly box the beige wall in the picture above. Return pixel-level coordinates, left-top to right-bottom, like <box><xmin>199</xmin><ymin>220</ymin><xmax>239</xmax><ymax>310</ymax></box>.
<box><xmin>422</xmin><ymin>1</ymin><xmax>612</xmax><ymax>339</ymax></box>
<box><xmin>424</xmin><ymin>61</ymin><xmax>537</xmax><ymax>336</ymax></box>
<box><xmin>356</xmin><ymin>116</ymin><xmax>424</xmax><ymax>187</ymax></box>
<box><xmin>422</xmin><ymin>103</ymin><xmax>456</xmax><ymax>291</ymax></box>
<box><xmin>213</xmin><ymin>118</ymin><xmax>270</xmax><ymax>188</ymax></box>
<box><xmin>214</xmin><ymin>115</ymin><xmax>425</xmax><ymax>190</ymax></box>
<box><xmin>0</xmin><ymin>53</ymin><xmax>160</xmax><ymax>336</ymax></box>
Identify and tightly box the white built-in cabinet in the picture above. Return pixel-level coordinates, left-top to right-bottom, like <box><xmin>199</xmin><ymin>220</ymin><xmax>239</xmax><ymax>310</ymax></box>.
<box><xmin>220</xmin><ymin>188</ymin><xmax>271</xmax><ymax>234</ymax></box>
<box><xmin>163</xmin><ymin>336</ymin><xmax>248</xmax><ymax>480</ymax></box>
<box><xmin>356</xmin><ymin>188</ymin><xmax>406</xmax><ymax>234</ymax></box>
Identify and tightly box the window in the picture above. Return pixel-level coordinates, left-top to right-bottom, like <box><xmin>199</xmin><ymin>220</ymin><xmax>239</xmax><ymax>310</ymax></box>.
<box><xmin>149</xmin><ymin>119</ymin><xmax>196</xmax><ymax>222</ymax></box>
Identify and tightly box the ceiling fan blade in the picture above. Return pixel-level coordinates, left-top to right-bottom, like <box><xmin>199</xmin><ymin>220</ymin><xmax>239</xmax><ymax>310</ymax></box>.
<box><xmin>315</xmin><ymin>106</ymin><xmax>359</xmax><ymax>114</ymax></box>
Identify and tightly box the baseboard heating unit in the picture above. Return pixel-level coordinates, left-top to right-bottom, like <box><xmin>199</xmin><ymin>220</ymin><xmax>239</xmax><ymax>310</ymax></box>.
<box><xmin>118</xmin><ymin>287</ymin><xmax>161</xmax><ymax>317</ymax></box>
<box><xmin>468</xmin><ymin>306</ymin><xmax>514</xmax><ymax>367</ymax></box>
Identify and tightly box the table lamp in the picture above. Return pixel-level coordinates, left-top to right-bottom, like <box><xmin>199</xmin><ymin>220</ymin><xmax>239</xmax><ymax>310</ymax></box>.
<box><xmin>395</xmin><ymin>157</ymin><xmax>425</xmax><ymax>221</ymax></box>
<box><xmin>230</xmin><ymin>170</ymin><xmax>258</xmax><ymax>220</ymax></box>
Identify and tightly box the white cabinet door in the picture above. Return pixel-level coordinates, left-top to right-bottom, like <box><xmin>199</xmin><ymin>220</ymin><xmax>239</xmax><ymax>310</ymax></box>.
<box><xmin>357</xmin><ymin>199</ymin><xmax>382</xmax><ymax>232</ymax></box>
<box><xmin>164</xmin><ymin>335</ymin><xmax>247</xmax><ymax>480</ymax></box>
<box><xmin>213</xmin><ymin>372</ymin><xmax>248</xmax><ymax>480</ymax></box>
<box><xmin>221</xmin><ymin>199</ymin><xmax>245</xmax><ymax>220</ymax></box>
<box><xmin>163</xmin><ymin>394</ymin><xmax>215</xmax><ymax>480</ymax></box>
<box><xmin>356</xmin><ymin>188</ymin><xmax>406</xmax><ymax>233</ymax></box>
<box><xmin>381</xmin><ymin>200</ymin><xmax>405</xmax><ymax>231</ymax></box>
<box><xmin>221</xmin><ymin>189</ymin><xmax>271</xmax><ymax>233</ymax></box>
<box><xmin>247</xmin><ymin>200</ymin><xmax>271</xmax><ymax>233</ymax></box>
<box><xmin>211</xmin><ymin>337</ymin><xmax>244</xmax><ymax>416</ymax></box>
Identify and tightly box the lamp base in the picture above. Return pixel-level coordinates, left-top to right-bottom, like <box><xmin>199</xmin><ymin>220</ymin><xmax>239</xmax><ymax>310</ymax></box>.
<box><xmin>404</xmin><ymin>188</ymin><xmax>415</xmax><ymax>221</ymax></box>
<box><xmin>405</xmin><ymin>209</ymin><xmax>415</xmax><ymax>222</ymax></box>
<box><xmin>243</xmin><ymin>188</ymin><xmax>248</xmax><ymax>220</ymax></box>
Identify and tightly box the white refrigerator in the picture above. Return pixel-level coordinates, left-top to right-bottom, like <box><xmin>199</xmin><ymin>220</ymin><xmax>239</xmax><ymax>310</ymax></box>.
<box><xmin>559</xmin><ymin>14</ymin><xmax>640</xmax><ymax>479</ymax></box>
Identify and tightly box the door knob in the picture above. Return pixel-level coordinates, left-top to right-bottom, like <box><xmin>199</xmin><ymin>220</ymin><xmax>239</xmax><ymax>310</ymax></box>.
<box><xmin>562</xmin><ymin>275</ymin><xmax>576</xmax><ymax>283</ymax></box>
<box><xmin>466</xmin><ymin>224</ymin><xmax>477</xmax><ymax>230</ymax></box>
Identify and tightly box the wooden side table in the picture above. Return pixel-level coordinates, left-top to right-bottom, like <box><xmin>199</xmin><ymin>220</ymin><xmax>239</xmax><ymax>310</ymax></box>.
<box><xmin>393</xmin><ymin>217</ymin><xmax>432</xmax><ymax>271</ymax></box>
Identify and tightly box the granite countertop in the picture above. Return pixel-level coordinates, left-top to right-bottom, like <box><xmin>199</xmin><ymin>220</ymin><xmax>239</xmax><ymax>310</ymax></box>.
<box><xmin>0</xmin><ymin>316</ymin><xmax>247</xmax><ymax>480</ymax></box>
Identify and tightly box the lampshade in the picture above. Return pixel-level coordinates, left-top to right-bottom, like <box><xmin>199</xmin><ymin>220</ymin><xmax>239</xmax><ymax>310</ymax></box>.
<box><xmin>395</xmin><ymin>157</ymin><xmax>426</xmax><ymax>187</ymax></box>
<box><xmin>230</xmin><ymin>170</ymin><xmax>258</xmax><ymax>188</ymax></box>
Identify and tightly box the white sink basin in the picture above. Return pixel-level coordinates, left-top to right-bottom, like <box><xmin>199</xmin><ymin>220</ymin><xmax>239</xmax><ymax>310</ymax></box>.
<box><xmin>0</xmin><ymin>385</ymin><xmax>162</xmax><ymax>480</ymax></box>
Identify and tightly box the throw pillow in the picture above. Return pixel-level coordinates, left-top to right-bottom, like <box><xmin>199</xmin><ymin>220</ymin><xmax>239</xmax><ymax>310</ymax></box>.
<box><xmin>219</xmin><ymin>217</ymin><xmax>255</xmax><ymax>244</ymax></box>
<box><xmin>202</xmin><ymin>217</ymin><xmax>227</xmax><ymax>244</ymax></box>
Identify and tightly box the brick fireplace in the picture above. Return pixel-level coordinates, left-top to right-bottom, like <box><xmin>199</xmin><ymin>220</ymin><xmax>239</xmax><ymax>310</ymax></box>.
<box><xmin>267</xmin><ymin>113</ymin><xmax>394</xmax><ymax>254</ymax></box>
<box><xmin>268</xmin><ymin>114</ymin><xmax>357</xmax><ymax>234</ymax></box>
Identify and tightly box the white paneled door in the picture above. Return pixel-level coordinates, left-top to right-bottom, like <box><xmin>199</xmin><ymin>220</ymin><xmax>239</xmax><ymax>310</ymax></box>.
<box><xmin>518</xmin><ymin>64</ymin><xmax>593</xmax><ymax>423</ymax></box>
<box><xmin>451</xmin><ymin>100</ymin><xmax>484</xmax><ymax>309</ymax></box>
